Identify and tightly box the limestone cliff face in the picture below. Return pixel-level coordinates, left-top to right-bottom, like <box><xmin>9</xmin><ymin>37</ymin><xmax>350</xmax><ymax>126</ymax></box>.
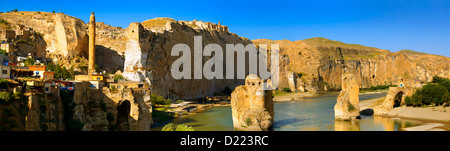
<box><xmin>122</xmin><ymin>20</ymin><xmax>252</xmax><ymax>99</ymax></box>
<box><xmin>231</xmin><ymin>75</ymin><xmax>274</xmax><ymax>131</ymax></box>
<box><xmin>73</xmin><ymin>82</ymin><xmax>152</xmax><ymax>131</ymax></box>
<box><xmin>0</xmin><ymin>12</ymin><xmax>89</xmax><ymax>57</ymax></box>
<box><xmin>0</xmin><ymin>86</ymin><xmax>64</xmax><ymax>131</ymax></box>
<box><xmin>25</xmin><ymin>88</ymin><xmax>64</xmax><ymax>131</ymax></box>
<box><xmin>252</xmin><ymin>39</ymin><xmax>450</xmax><ymax>92</ymax></box>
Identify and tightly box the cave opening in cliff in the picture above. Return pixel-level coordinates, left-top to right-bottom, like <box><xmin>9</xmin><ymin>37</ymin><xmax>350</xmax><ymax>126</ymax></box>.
<box><xmin>116</xmin><ymin>100</ymin><xmax>131</xmax><ymax>131</ymax></box>
<box><xmin>393</xmin><ymin>91</ymin><xmax>404</xmax><ymax>108</ymax></box>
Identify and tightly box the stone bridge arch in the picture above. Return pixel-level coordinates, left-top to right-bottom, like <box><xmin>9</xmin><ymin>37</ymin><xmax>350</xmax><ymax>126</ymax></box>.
<box><xmin>374</xmin><ymin>87</ymin><xmax>413</xmax><ymax>115</ymax></box>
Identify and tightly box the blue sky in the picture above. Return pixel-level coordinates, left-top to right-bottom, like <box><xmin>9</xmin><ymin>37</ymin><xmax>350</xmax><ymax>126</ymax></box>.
<box><xmin>0</xmin><ymin>0</ymin><xmax>449</xmax><ymax>56</ymax></box>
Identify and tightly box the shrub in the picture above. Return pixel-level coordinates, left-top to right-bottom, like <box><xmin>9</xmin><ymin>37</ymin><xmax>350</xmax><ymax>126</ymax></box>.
<box><xmin>442</xmin><ymin>93</ymin><xmax>450</xmax><ymax>105</ymax></box>
<box><xmin>0</xmin><ymin>91</ymin><xmax>12</xmax><ymax>103</ymax></box>
<box><xmin>347</xmin><ymin>102</ymin><xmax>356</xmax><ymax>112</ymax></box>
<box><xmin>24</xmin><ymin>58</ymin><xmax>35</xmax><ymax>67</ymax></box>
<box><xmin>410</xmin><ymin>83</ymin><xmax>449</xmax><ymax>106</ymax></box>
<box><xmin>405</xmin><ymin>96</ymin><xmax>413</xmax><ymax>106</ymax></box>
<box><xmin>0</xmin><ymin>49</ymin><xmax>7</xmax><ymax>55</ymax></box>
<box><xmin>114</xmin><ymin>74</ymin><xmax>124</xmax><ymax>82</ymax></box>
<box><xmin>432</xmin><ymin>76</ymin><xmax>450</xmax><ymax>91</ymax></box>
<box><xmin>245</xmin><ymin>118</ymin><xmax>253</xmax><ymax>127</ymax></box>
<box><xmin>282</xmin><ymin>87</ymin><xmax>292</xmax><ymax>92</ymax></box>
<box><xmin>0</xmin><ymin>79</ymin><xmax>9</xmax><ymax>89</ymax></box>
<box><xmin>151</xmin><ymin>94</ymin><xmax>172</xmax><ymax>105</ymax></box>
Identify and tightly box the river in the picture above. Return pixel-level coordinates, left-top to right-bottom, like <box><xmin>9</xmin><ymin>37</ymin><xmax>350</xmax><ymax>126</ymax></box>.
<box><xmin>151</xmin><ymin>92</ymin><xmax>423</xmax><ymax>131</ymax></box>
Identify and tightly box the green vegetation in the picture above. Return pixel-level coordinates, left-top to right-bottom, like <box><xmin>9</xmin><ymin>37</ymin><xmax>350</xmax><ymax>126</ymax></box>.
<box><xmin>398</xmin><ymin>49</ymin><xmax>428</xmax><ymax>56</ymax></box>
<box><xmin>245</xmin><ymin>118</ymin><xmax>253</xmax><ymax>127</ymax></box>
<box><xmin>302</xmin><ymin>37</ymin><xmax>382</xmax><ymax>51</ymax></box>
<box><xmin>282</xmin><ymin>87</ymin><xmax>292</xmax><ymax>92</ymax></box>
<box><xmin>0</xmin><ymin>49</ymin><xmax>7</xmax><ymax>55</ymax></box>
<box><xmin>114</xmin><ymin>74</ymin><xmax>124</xmax><ymax>82</ymax></box>
<box><xmin>141</xmin><ymin>17</ymin><xmax>176</xmax><ymax>28</ymax></box>
<box><xmin>47</xmin><ymin>62</ymin><xmax>75</xmax><ymax>80</ymax></box>
<box><xmin>14</xmin><ymin>39</ymin><xmax>34</xmax><ymax>46</ymax></box>
<box><xmin>151</xmin><ymin>94</ymin><xmax>174</xmax><ymax>124</ymax></box>
<box><xmin>161</xmin><ymin>123</ymin><xmax>194</xmax><ymax>131</ymax></box>
<box><xmin>347</xmin><ymin>102</ymin><xmax>356</xmax><ymax>112</ymax></box>
<box><xmin>13</xmin><ymin>9</ymin><xmax>18</xmax><ymax>12</ymax></box>
<box><xmin>0</xmin><ymin>91</ymin><xmax>12</xmax><ymax>103</ymax></box>
<box><xmin>0</xmin><ymin>79</ymin><xmax>9</xmax><ymax>89</ymax></box>
<box><xmin>406</xmin><ymin>76</ymin><xmax>450</xmax><ymax>107</ymax></box>
<box><xmin>151</xmin><ymin>94</ymin><xmax>172</xmax><ymax>105</ymax></box>
<box><xmin>24</xmin><ymin>58</ymin><xmax>35</xmax><ymax>67</ymax></box>
<box><xmin>360</xmin><ymin>85</ymin><xmax>396</xmax><ymax>93</ymax></box>
<box><xmin>60</xmin><ymin>90</ymin><xmax>84</xmax><ymax>131</ymax></box>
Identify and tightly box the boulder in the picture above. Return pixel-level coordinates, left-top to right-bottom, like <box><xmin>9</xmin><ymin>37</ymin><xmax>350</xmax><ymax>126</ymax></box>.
<box><xmin>231</xmin><ymin>74</ymin><xmax>274</xmax><ymax>131</ymax></box>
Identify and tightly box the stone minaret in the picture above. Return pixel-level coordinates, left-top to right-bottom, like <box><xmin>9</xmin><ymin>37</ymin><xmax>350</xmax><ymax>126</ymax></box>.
<box><xmin>88</xmin><ymin>12</ymin><xmax>96</xmax><ymax>75</ymax></box>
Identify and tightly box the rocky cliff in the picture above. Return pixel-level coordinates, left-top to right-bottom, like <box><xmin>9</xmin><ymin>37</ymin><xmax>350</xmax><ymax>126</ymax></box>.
<box><xmin>252</xmin><ymin>38</ymin><xmax>450</xmax><ymax>92</ymax></box>
<box><xmin>121</xmin><ymin>18</ymin><xmax>252</xmax><ymax>99</ymax></box>
<box><xmin>0</xmin><ymin>11</ymin><xmax>88</xmax><ymax>57</ymax></box>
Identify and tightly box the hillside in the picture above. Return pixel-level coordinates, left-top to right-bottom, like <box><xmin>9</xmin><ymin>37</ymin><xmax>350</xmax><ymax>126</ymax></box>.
<box><xmin>302</xmin><ymin>37</ymin><xmax>387</xmax><ymax>52</ymax></box>
<box><xmin>252</xmin><ymin>38</ymin><xmax>450</xmax><ymax>92</ymax></box>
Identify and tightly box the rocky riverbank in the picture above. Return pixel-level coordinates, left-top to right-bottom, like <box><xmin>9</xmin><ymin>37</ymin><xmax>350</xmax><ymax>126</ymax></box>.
<box><xmin>360</xmin><ymin>97</ymin><xmax>450</xmax><ymax>131</ymax></box>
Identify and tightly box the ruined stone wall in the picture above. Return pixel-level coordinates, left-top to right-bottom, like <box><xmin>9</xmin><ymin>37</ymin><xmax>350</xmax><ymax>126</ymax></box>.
<box><xmin>334</xmin><ymin>74</ymin><xmax>360</xmax><ymax>120</ymax></box>
<box><xmin>73</xmin><ymin>82</ymin><xmax>152</xmax><ymax>131</ymax></box>
<box><xmin>231</xmin><ymin>75</ymin><xmax>274</xmax><ymax>131</ymax></box>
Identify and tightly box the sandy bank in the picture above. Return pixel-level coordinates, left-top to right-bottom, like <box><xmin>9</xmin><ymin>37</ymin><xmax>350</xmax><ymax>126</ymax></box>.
<box><xmin>384</xmin><ymin>106</ymin><xmax>450</xmax><ymax>123</ymax></box>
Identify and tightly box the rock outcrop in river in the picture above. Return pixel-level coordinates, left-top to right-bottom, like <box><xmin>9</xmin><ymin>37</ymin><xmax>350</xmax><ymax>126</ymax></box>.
<box><xmin>231</xmin><ymin>74</ymin><xmax>274</xmax><ymax>131</ymax></box>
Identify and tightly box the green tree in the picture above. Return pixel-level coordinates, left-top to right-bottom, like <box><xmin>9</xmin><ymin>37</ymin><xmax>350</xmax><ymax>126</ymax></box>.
<box><xmin>283</xmin><ymin>87</ymin><xmax>292</xmax><ymax>92</ymax></box>
<box><xmin>24</xmin><ymin>58</ymin><xmax>35</xmax><ymax>66</ymax></box>
<box><xmin>0</xmin><ymin>49</ymin><xmax>7</xmax><ymax>55</ymax></box>
<box><xmin>13</xmin><ymin>9</ymin><xmax>18</xmax><ymax>12</ymax></box>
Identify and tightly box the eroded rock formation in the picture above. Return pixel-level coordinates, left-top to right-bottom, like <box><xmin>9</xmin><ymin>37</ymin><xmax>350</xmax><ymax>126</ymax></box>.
<box><xmin>252</xmin><ymin>38</ymin><xmax>450</xmax><ymax>92</ymax></box>
<box><xmin>334</xmin><ymin>74</ymin><xmax>360</xmax><ymax>120</ymax></box>
<box><xmin>231</xmin><ymin>74</ymin><xmax>274</xmax><ymax>131</ymax></box>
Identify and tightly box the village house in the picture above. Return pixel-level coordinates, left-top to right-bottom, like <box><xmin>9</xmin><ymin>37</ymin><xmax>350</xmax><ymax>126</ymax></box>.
<box><xmin>10</xmin><ymin>66</ymin><xmax>33</xmax><ymax>79</ymax></box>
<box><xmin>0</xmin><ymin>65</ymin><xmax>11</xmax><ymax>79</ymax></box>
<box><xmin>28</xmin><ymin>65</ymin><xmax>46</xmax><ymax>78</ymax></box>
<box><xmin>0</xmin><ymin>29</ymin><xmax>15</xmax><ymax>43</ymax></box>
<box><xmin>43</xmin><ymin>71</ymin><xmax>54</xmax><ymax>80</ymax></box>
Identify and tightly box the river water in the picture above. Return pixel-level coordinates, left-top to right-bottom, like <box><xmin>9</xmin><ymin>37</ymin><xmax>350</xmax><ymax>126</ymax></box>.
<box><xmin>152</xmin><ymin>92</ymin><xmax>423</xmax><ymax>131</ymax></box>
